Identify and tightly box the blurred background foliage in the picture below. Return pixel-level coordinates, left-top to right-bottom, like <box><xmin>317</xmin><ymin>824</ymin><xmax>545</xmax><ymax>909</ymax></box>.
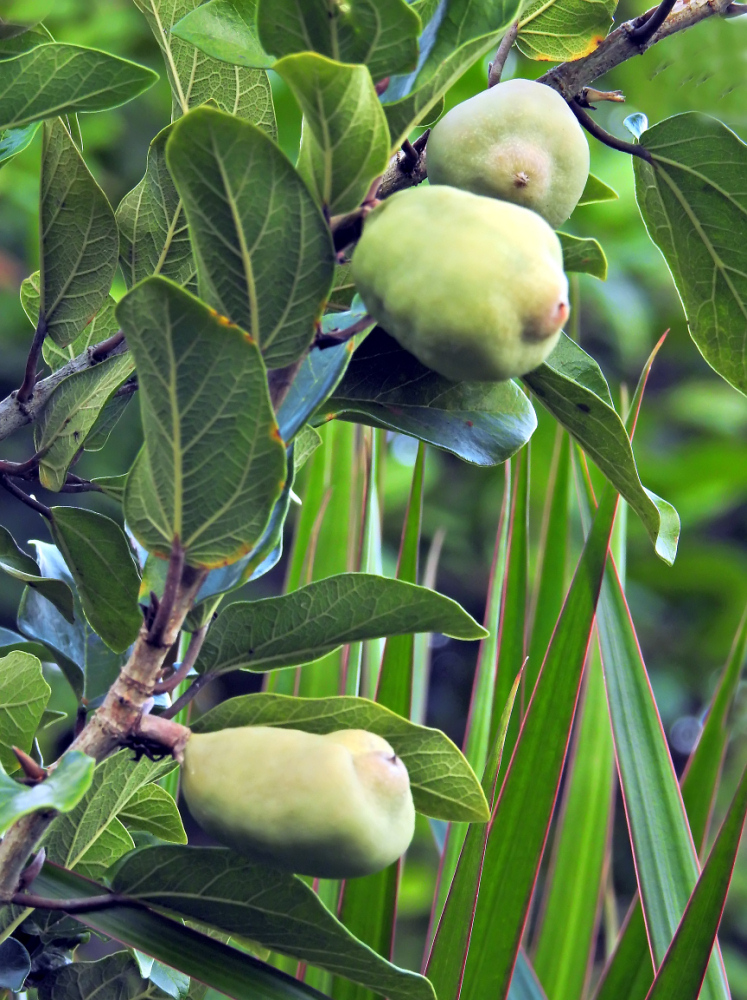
<box><xmin>1</xmin><ymin>0</ymin><xmax>747</xmax><ymax>991</ymax></box>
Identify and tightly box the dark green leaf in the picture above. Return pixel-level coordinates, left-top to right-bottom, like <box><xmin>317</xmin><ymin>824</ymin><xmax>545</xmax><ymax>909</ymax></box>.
<box><xmin>318</xmin><ymin>329</ymin><xmax>537</xmax><ymax>466</ymax></box>
<box><xmin>34</xmin><ymin>355</ymin><xmax>135</xmax><ymax>490</ymax></box>
<box><xmin>524</xmin><ymin>334</ymin><xmax>679</xmax><ymax>564</ymax></box>
<box><xmin>39</xmin><ymin>118</ymin><xmax>119</xmax><ymax>347</ymax></box>
<box><xmin>113</xmin><ymin>845</ymin><xmax>436</xmax><ymax>1000</ymax></box>
<box><xmin>635</xmin><ymin>113</ymin><xmax>747</xmax><ymax>395</ymax></box>
<box><xmin>0</xmin><ymin>751</ymin><xmax>94</xmax><ymax>833</ymax></box>
<box><xmin>192</xmin><ymin>692</ymin><xmax>489</xmax><ymax>822</ymax></box>
<box><xmin>195</xmin><ymin>572</ymin><xmax>486</xmax><ymax>674</ymax></box>
<box><xmin>119</xmin><ymin>276</ymin><xmax>287</xmax><ymax>568</ymax></box>
<box><xmin>275</xmin><ymin>53</ymin><xmax>391</xmax><ymax>215</ymax></box>
<box><xmin>37</xmin><ymin>951</ymin><xmax>175</xmax><ymax>1000</ymax></box>
<box><xmin>84</xmin><ymin>392</ymin><xmax>133</xmax><ymax>452</ymax></box>
<box><xmin>17</xmin><ymin>540</ymin><xmax>125</xmax><ymax>701</ymax></box>
<box><xmin>0</xmin><ymin>627</ymin><xmax>48</xmax><ymax>659</ymax></box>
<box><xmin>278</xmin><ymin>307</ymin><xmax>373</xmax><ymax>441</ymax></box>
<box><xmin>558</xmin><ymin>231</ymin><xmax>607</xmax><ymax>280</ymax></box>
<box><xmin>258</xmin><ymin>0</ymin><xmax>420</xmax><ymax>80</ymax></box>
<box><xmin>172</xmin><ymin>0</ymin><xmax>274</xmax><ymax>70</ymax></box>
<box><xmin>29</xmin><ymin>862</ymin><xmax>332</xmax><ymax>1000</ymax></box>
<box><xmin>0</xmin><ymin>120</ymin><xmax>39</xmax><ymax>167</ymax></box>
<box><xmin>91</xmin><ymin>474</ymin><xmax>128</xmax><ymax>503</ymax></box>
<box><xmin>116</xmin><ymin>122</ymin><xmax>195</xmax><ymax>290</ymax></box>
<box><xmin>383</xmin><ymin>9</ymin><xmax>521</xmax><ymax>147</ymax></box>
<box><xmin>50</xmin><ymin>507</ymin><xmax>141</xmax><ymax>654</ymax></box>
<box><xmin>0</xmin><ymin>43</ymin><xmax>157</xmax><ymax>130</ymax></box>
<box><xmin>0</xmin><ymin>937</ymin><xmax>30</xmax><ymax>992</ymax></box>
<box><xmin>0</xmin><ymin>651</ymin><xmax>50</xmax><ymax>773</ymax></box>
<box><xmin>132</xmin><ymin>0</ymin><xmax>275</xmax><ymax>129</ymax></box>
<box><xmin>0</xmin><ymin>525</ymin><xmax>75</xmax><ymax>624</ymax></box>
<box><xmin>167</xmin><ymin>107</ymin><xmax>335</xmax><ymax>368</ymax></box>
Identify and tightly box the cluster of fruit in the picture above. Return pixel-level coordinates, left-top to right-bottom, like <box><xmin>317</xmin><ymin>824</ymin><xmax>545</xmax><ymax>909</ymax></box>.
<box><xmin>353</xmin><ymin>79</ymin><xmax>591</xmax><ymax>381</ymax></box>
<box><xmin>183</xmin><ymin>80</ymin><xmax>591</xmax><ymax>881</ymax></box>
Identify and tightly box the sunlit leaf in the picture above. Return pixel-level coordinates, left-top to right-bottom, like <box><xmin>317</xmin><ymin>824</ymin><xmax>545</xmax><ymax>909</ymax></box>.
<box><xmin>0</xmin><ymin>651</ymin><xmax>50</xmax><ymax>774</ymax></box>
<box><xmin>558</xmin><ymin>231</ymin><xmax>607</xmax><ymax>280</ymax></box>
<box><xmin>172</xmin><ymin>0</ymin><xmax>274</xmax><ymax>70</ymax></box>
<box><xmin>0</xmin><ymin>751</ymin><xmax>94</xmax><ymax>834</ymax></box>
<box><xmin>517</xmin><ymin>0</ymin><xmax>615</xmax><ymax>62</ymax></box>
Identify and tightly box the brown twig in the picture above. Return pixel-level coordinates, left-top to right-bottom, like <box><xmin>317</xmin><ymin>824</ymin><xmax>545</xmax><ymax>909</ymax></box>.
<box><xmin>154</xmin><ymin>624</ymin><xmax>209</xmax><ymax>694</ymax></box>
<box><xmin>314</xmin><ymin>314</ymin><xmax>373</xmax><ymax>350</ymax></box>
<box><xmin>16</xmin><ymin>318</ymin><xmax>47</xmax><ymax>404</ymax></box>
<box><xmin>578</xmin><ymin>87</ymin><xmax>626</xmax><ymax>107</ymax></box>
<box><xmin>0</xmin><ymin>474</ymin><xmax>52</xmax><ymax>519</ymax></box>
<box><xmin>567</xmin><ymin>100</ymin><xmax>653</xmax><ymax>162</ymax></box>
<box><xmin>89</xmin><ymin>329</ymin><xmax>125</xmax><ymax>363</ymax></box>
<box><xmin>376</xmin><ymin>129</ymin><xmax>430</xmax><ymax>201</ymax></box>
<box><xmin>162</xmin><ymin>672</ymin><xmax>213</xmax><ymax>720</ymax></box>
<box><xmin>488</xmin><ymin>21</ymin><xmax>519</xmax><ymax>87</ymax></box>
<box><xmin>10</xmin><ymin>890</ymin><xmax>139</xmax><ymax>913</ymax></box>
<box><xmin>147</xmin><ymin>541</ymin><xmax>186</xmax><ymax>648</ymax></box>
<box><xmin>12</xmin><ymin>747</ymin><xmax>47</xmax><ymax>783</ymax></box>
<box><xmin>629</xmin><ymin>0</ymin><xmax>678</xmax><ymax>43</ymax></box>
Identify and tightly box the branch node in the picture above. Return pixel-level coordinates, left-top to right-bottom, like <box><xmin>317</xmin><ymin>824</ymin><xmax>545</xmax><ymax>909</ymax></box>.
<box><xmin>568</xmin><ymin>99</ymin><xmax>653</xmax><ymax>162</ymax></box>
<box><xmin>12</xmin><ymin>747</ymin><xmax>48</xmax><ymax>783</ymax></box>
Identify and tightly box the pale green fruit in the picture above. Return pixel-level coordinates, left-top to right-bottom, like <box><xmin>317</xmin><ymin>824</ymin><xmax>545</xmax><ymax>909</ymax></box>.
<box><xmin>426</xmin><ymin>78</ymin><xmax>590</xmax><ymax>228</ymax></box>
<box><xmin>351</xmin><ymin>185</ymin><xmax>569</xmax><ymax>382</ymax></box>
<box><xmin>182</xmin><ymin>726</ymin><xmax>416</xmax><ymax>878</ymax></box>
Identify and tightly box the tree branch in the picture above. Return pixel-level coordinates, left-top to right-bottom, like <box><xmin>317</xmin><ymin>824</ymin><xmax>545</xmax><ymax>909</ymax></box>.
<box><xmin>629</xmin><ymin>0</ymin><xmax>678</xmax><ymax>43</ymax></box>
<box><xmin>488</xmin><ymin>21</ymin><xmax>519</xmax><ymax>87</ymax></box>
<box><xmin>537</xmin><ymin>0</ymin><xmax>735</xmax><ymax>99</ymax></box>
<box><xmin>16</xmin><ymin>318</ymin><xmax>47</xmax><ymax>404</ymax></box>
<box><xmin>0</xmin><ymin>336</ymin><xmax>128</xmax><ymax>444</ymax></box>
<box><xmin>0</xmin><ymin>474</ymin><xmax>52</xmax><ymax>519</ymax></box>
<box><xmin>568</xmin><ymin>100</ymin><xmax>652</xmax><ymax>162</ymax></box>
<box><xmin>153</xmin><ymin>624</ymin><xmax>208</xmax><ymax>694</ymax></box>
<box><xmin>10</xmin><ymin>890</ymin><xmax>139</xmax><ymax>913</ymax></box>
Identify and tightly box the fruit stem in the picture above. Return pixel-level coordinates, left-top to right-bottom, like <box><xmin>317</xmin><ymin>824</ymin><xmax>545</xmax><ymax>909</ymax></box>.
<box><xmin>488</xmin><ymin>22</ymin><xmax>519</xmax><ymax>88</ymax></box>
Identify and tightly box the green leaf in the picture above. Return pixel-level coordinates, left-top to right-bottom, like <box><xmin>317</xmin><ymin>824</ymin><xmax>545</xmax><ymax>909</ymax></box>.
<box><xmin>50</xmin><ymin>507</ymin><xmax>141</xmax><ymax>654</ymax></box>
<box><xmin>119</xmin><ymin>276</ymin><xmax>287</xmax><ymax>568</ymax></box>
<box><xmin>516</xmin><ymin>0</ymin><xmax>615</xmax><ymax>61</ymax></box>
<box><xmin>383</xmin><ymin>11</ymin><xmax>521</xmax><ymax>148</ymax></box>
<box><xmin>166</xmin><ymin>107</ymin><xmax>335</xmax><ymax>368</ymax></box>
<box><xmin>0</xmin><ymin>525</ymin><xmax>75</xmax><ymax>624</ymax></box>
<box><xmin>275</xmin><ymin>53</ymin><xmax>391</xmax><ymax>215</ymax></box>
<box><xmin>118</xmin><ymin>784</ymin><xmax>187</xmax><ymax>844</ymax></box>
<box><xmin>132</xmin><ymin>0</ymin><xmax>275</xmax><ymax>129</ymax></box>
<box><xmin>21</xmin><ymin>271</ymin><xmax>120</xmax><ymax>371</ymax></box>
<box><xmin>532</xmin><ymin>638</ymin><xmax>614</xmax><ymax>1000</ymax></box>
<box><xmin>84</xmin><ymin>391</ymin><xmax>133</xmax><ymax>452</ymax></box>
<box><xmin>257</xmin><ymin>0</ymin><xmax>420</xmax><ymax>80</ymax></box>
<box><xmin>34</xmin><ymin>354</ymin><xmax>135</xmax><ymax>490</ymax></box>
<box><xmin>645</xmin><ymin>763</ymin><xmax>747</xmax><ymax>1000</ymax></box>
<box><xmin>116</xmin><ymin>122</ymin><xmax>195</xmax><ymax>290</ymax></box>
<box><xmin>17</xmin><ymin>540</ymin><xmax>125</xmax><ymax>702</ymax></box>
<box><xmin>558</xmin><ymin>231</ymin><xmax>607</xmax><ymax>280</ymax></box>
<box><xmin>0</xmin><ymin>119</ymin><xmax>39</xmax><ymax>168</ymax></box>
<box><xmin>278</xmin><ymin>306</ymin><xmax>373</xmax><ymax>441</ymax></box>
<box><xmin>28</xmin><ymin>863</ymin><xmax>332</xmax><ymax>1000</ymax></box>
<box><xmin>113</xmin><ymin>845</ymin><xmax>436</xmax><ymax>1000</ymax></box>
<box><xmin>194</xmin><ymin>572</ymin><xmax>485</xmax><ymax>675</ymax></box>
<box><xmin>457</xmin><ymin>486</ymin><xmax>617</xmax><ymax>1000</ymax></box>
<box><xmin>578</xmin><ymin>172</ymin><xmax>618</xmax><ymax>206</ymax></box>
<box><xmin>0</xmin><ymin>627</ymin><xmax>48</xmax><ymax>659</ymax></box>
<box><xmin>634</xmin><ymin>113</ymin><xmax>747</xmax><ymax>395</ymax></box>
<box><xmin>426</xmin><ymin>671</ymin><xmax>522</xmax><ymax>998</ymax></box>
<box><xmin>0</xmin><ymin>651</ymin><xmax>50</xmax><ymax>774</ymax></box>
<box><xmin>91</xmin><ymin>473</ymin><xmax>128</xmax><ymax>503</ymax></box>
<box><xmin>294</xmin><ymin>425</ymin><xmax>323</xmax><ymax>472</ymax></box>
<box><xmin>524</xmin><ymin>334</ymin><xmax>679</xmax><ymax>564</ymax></box>
<box><xmin>0</xmin><ymin>43</ymin><xmax>157</xmax><ymax>131</ymax></box>
<box><xmin>44</xmin><ymin>751</ymin><xmax>175</xmax><ymax>878</ymax></box>
<box><xmin>0</xmin><ymin>938</ymin><xmax>30</xmax><ymax>992</ymax></box>
<box><xmin>318</xmin><ymin>329</ymin><xmax>537</xmax><ymax>466</ymax></box>
<box><xmin>39</xmin><ymin>118</ymin><xmax>119</xmax><ymax>348</ymax></box>
<box><xmin>580</xmin><ymin>484</ymin><xmax>730</xmax><ymax>1000</ymax></box>
<box><xmin>192</xmin><ymin>692</ymin><xmax>488</xmax><ymax>822</ymax></box>
<box><xmin>38</xmin><ymin>951</ymin><xmax>175</xmax><ymax>1000</ymax></box>
<box><xmin>0</xmin><ymin>751</ymin><xmax>94</xmax><ymax>834</ymax></box>
<box><xmin>374</xmin><ymin>443</ymin><xmax>425</xmax><ymax>717</ymax></box>
<box><xmin>173</xmin><ymin>0</ymin><xmax>274</xmax><ymax>70</ymax></box>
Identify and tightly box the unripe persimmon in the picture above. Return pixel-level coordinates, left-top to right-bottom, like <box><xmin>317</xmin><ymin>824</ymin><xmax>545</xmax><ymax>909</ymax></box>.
<box><xmin>426</xmin><ymin>78</ymin><xmax>590</xmax><ymax>228</ymax></box>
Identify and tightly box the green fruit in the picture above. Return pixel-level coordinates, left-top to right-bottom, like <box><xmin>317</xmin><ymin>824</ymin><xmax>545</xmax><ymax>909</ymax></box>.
<box><xmin>426</xmin><ymin>78</ymin><xmax>590</xmax><ymax>228</ymax></box>
<box><xmin>182</xmin><ymin>726</ymin><xmax>416</xmax><ymax>878</ymax></box>
<box><xmin>351</xmin><ymin>185</ymin><xmax>569</xmax><ymax>382</ymax></box>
